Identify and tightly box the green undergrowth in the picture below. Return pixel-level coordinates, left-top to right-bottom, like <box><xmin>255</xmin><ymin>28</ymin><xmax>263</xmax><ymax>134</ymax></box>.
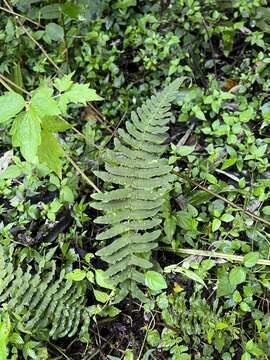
<box><xmin>0</xmin><ymin>0</ymin><xmax>270</xmax><ymax>359</ymax></box>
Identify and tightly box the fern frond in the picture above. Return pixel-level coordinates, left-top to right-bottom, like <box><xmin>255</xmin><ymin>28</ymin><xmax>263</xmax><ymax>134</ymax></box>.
<box><xmin>91</xmin><ymin>79</ymin><xmax>180</xmax><ymax>300</ymax></box>
<box><xmin>0</xmin><ymin>245</ymin><xmax>91</xmax><ymax>340</ymax></box>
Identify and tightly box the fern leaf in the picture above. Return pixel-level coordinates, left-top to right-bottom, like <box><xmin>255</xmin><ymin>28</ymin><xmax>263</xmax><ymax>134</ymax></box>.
<box><xmin>91</xmin><ymin>79</ymin><xmax>180</xmax><ymax>298</ymax></box>
<box><xmin>0</xmin><ymin>245</ymin><xmax>91</xmax><ymax>340</ymax></box>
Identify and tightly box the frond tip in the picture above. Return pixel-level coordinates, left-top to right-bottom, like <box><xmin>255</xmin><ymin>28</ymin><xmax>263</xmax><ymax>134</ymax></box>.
<box><xmin>91</xmin><ymin>79</ymin><xmax>180</xmax><ymax>300</ymax></box>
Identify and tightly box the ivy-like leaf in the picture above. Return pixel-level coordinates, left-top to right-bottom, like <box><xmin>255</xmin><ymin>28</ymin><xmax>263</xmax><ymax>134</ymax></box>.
<box><xmin>0</xmin><ymin>91</ymin><xmax>25</xmax><ymax>123</ymax></box>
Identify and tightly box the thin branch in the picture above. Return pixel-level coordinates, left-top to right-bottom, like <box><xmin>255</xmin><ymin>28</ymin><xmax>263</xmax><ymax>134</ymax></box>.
<box><xmin>0</xmin><ymin>74</ymin><xmax>30</xmax><ymax>96</ymax></box>
<box><xmin>159</xmin><ymin>246</ymin><xmax>270</xmax><ymax>266</ymax></box>
<box><xmin>0</xmin><ymin>5</ymin><xmax>43</xmax><ymax>28</ymax></box>
<box><xmin>0</xmin><ymin>77</ymin><xmax>13</xmax><ymax>91</ymax></box>
<box><xmin>88</xmin><ymin>102</ymin><xmax>114</xmax><ymax>134</ymax></box>
<box><xmin>4</xmin><ymin>0</ymin><xmax>62</xmax><ymax>74</ymax></box>
<box><xmin>173</xmin><ymin>170</ymin><xmax>270</xmax><ymax>227</ymax></box>
<box><xmin>65</xmin><ymin>154</ymin><xmax>101</xmax><ymax>193</ymax></box>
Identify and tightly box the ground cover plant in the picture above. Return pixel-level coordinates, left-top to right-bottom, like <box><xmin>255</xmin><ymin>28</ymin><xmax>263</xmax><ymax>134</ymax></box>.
<box><xmin>0</xmin><ymin>0</ymin><xmax>270</xmax><ymax>359</ymax></box>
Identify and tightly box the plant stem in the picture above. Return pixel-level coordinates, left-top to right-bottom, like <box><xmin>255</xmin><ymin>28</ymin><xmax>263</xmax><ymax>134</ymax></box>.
<box><xmin>4</xmin><ymin>0</ymin><xmax>62</xmax><ymax>74</ymax></box>
<box><xmin>0</xmin><ymin>5</ymin><xmax>43</xmax><ymax>27</ymax></box>
<box><xmin>65</xmin><ymin>154</ymin><xmax>101</xmax><ymax>193</ymax></box>
<box><xmin>159</xmin><ymin>246</ymin><xmax>270</xmax><ymax>266</ymax></box>
<box><xmin>0</xmin><ymin>77</ymin><xmax>12</xmax><ymax>92</ymax></box>
<box><xmin>0</xmin><ymin>74</ymin><xmax>30</xmax><ymax>96</ymax></box>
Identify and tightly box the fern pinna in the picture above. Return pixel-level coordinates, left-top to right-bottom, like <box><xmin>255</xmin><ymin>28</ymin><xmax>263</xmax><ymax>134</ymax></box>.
<box><xmin>0</xmin><ymin>245</ymin><xmax>90</xmax><ymax>340</ymax></box>
<box><xmin>91</xmin><ymin>80</ymin><xmax>180</xmax><ymax>300</ymax></box>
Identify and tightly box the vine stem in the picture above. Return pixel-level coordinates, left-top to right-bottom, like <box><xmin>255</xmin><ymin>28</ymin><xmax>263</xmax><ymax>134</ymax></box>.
<box><xmin>159</xmin><ymin>246</ymin><xmax>270</xmax><ymax>266</ymax></box>
<box><xmin>172</xmin><ymin>170</ymin><xmax>270</xmax><ymax>228</ymax></box>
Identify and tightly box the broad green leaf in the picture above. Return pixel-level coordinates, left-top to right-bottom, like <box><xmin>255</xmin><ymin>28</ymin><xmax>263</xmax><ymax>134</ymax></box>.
<box><xmin>177</xmin><ymin>145</ymin><xmax>195</xmax><ymax>156</ymax></box>
<box><xmin>240</xmin><ymin>302</ymin><xmax>251</xmax><ymax>312</ymax></box>
<box><xmin>244</xmin><ymin>252</ymin><xmax>259</xmax><ymax>268</ymax></box>
<box><xmin>156</xmin><ymin>292</ymin><xmax>169</xmax><ymax>309</ymax></box>
<box><xmin>61</xmin><ymin>3</ymin><xmax>81</xmax><ymax>19</ymax></box>
<box><xmin>45</xmin><ymin>23</ymin><xmax>64</xmax><ymax>41</ymax></box>
<box><xmin>12</xmin><ymin>110</ymin><xmax>41</xmax><ymax>162</ymax></box>
<box><xmin>86</xmin><ymin>271</ymin><xmax>95</xmax><ymax>283</ymax></box>
<box><xmin>239</xmin><ymin>108</ymin><xmax>255</xmax><ymax>122</ymax></box>
<box><xmin>65</xmin><ymin>269</ymin><xmax>86</xmax><ymax>281</ymax></box>
<box><xmin>145</xmin><ymin>271</ymin><xmax>167</xmax><ymax>291</ymax></box>
<box><xmin>192</xmin><ymin>104</ymin><xmax>206</xmax><ymax>120</ymax></box>
<box><xmin>42</xmin><ymin>116</ymin><xmax>72</xmax><ymax>132</ymax></box>
<box><xmin>246</xmin><ymin>340</ymin><xmax>264</xmax><ymax>356</ymax></box>
<box><xmin>217</xmin><ymin>269</ymin><xmax>235</xmax><ymax>297</ymax></box>
<box><xmin>221</xmin><ymin>157</ymin><xmax>237</xmax><ymax>170</ymax></box>
<box><xmin>60</xmin><ymin>186</ymin><xmax>74</xmax><ymax>203</ymax></box>
<box><xmin>37</xmin><ymin>130</ymin><xmax>63</xmax><ymax>175</ymax></box>
<box><xmin>0</xmin><ymin>165</ymin><xmax>23</xmax><ymax>179</ymax></box>
<box><xmin>164</xmin><ymin>215</ymin><xmax>177</xmax><ymax>242</ymax></box>
<box><xmin>229</xmin><ymin>267</ymin><xmax>246</xmax><ymax>287</ymax></box>
<box><xmin>176</xmin><ymin>211</ymin><xmax>198</xmax><ymax>231</ymax></box>
<box><xmin>124</xmin><ymin>350</ymin><xmax>134</xmax><ymax>360</ymax></box>
<box><xmin>0</xmin><ymin>91</ymin><xmax>24</xmax><ymax>123</ymax></box>
<box><xmin>95</xmin><ymin>269</ymin><xmax>114</xmax><ymax>290</ymax></box>
<box><xmin>241</xmin><ymin>352</ymin><xmax>251</xmax><ymax>360</ymax></box>
<box><xmin>220</xmin><ymin>214</ymin><xmax>234</xmax><ymax>222</ymax></box>
<box><xmin>106</xmin><ymin>306</ymin><xmax>121</xmax><ymax>317</ymax></box>
<box><xmin>30</xmin><ymin>86</ymin><xmax>60</xmax><ymax>118</ymax></box>
<box><xmin>93</xmin><ymin>289</ymin><xmax>110</xmax><ymax>303</ymax></box>
<box><xmin>54</xmin><ymin>73</ymin><xmax>74</xmax><ymax>92</ymax></box>
<box><xmin>205</xmin><ymin>173</ymin><xmax>217</xmax><ymax>184</ymax></box>
<box><xmin>58</xmin><ymin>83</ymin><xmax>103</xmax><ymax>113</ymax></box>
<box><xmin>262</xmin><ymin>206</ymin><xmax>270</xmax><ymax>215</ymax></box>
<box><xmin>212</xmin><ymin>218</ymin><xmax>221</xmax><ymax>232</ymax></box>
<box><xmin>181</xmin><ymin>268</ymin><xmax>206</xmax><ymax>287</ymax></box>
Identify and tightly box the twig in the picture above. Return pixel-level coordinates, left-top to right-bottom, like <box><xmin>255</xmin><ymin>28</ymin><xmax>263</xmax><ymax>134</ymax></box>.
<box><xmin>88</xmin><ymin>102</ymin><xmax>114</xmax><ymax>134</ymax></box>
<box><xmin>173</xmin><ymin>170</ymin><xmax>270</xmax><ymax>227</ymax></box>
<box><xmin>48</xmin><ymin>342</ymin><xmax>72</xmax><ymax>360</ymax></box>
<box><xmin>0</xmin><ymin>77</ymin><xmax>12</xmax><ymax>91</ymax></box>
<box><xmin>4</xmin><ymin>0</ymin><xmax>62</xmax><ymax>74</ymax></box>
<box><xmin>137</xmin><ymin>314</ymin><xmax>156</xmax><ymax>360</ymax></box>
<box><xmin>65</xmin><ymin>154</ymin><xmax>101</xmax><ymax>193</ymax></box>
<box><xmin>101</xmin><ymin>110</ymin><xmax>127</xmax><ymax>148</ymax></box>
<box><xmin>159</xmin><ymin>247</ymin><xmax>270</xmax><ymax>266</ymax></box>
<box><xmin>0</xmin><ymin>5</ymin><xmax>43</xmax><ymax>28</ymax></box>
<box><xmin>0</xmin><ymin>74</ymin><xmax>30</xmax><ymax>96</ymax></box>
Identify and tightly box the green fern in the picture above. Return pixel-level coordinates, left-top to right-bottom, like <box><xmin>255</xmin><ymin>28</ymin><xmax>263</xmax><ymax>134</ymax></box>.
<box><xmin>91</xmin><ymin>80</ymin><xmax>180</xmax><ymax>300</ymax></box>
<box><xmin>0</xmin><ymin>245</ymin><xmax>91</xmax><ymax>340</ymax></box>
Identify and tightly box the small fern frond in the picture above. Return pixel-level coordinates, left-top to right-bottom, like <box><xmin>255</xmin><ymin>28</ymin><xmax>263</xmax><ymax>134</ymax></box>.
<box><xmin>91</xmin><ymin>79</ymin><xmax>180</xmax><ymax>300</ymax></box>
